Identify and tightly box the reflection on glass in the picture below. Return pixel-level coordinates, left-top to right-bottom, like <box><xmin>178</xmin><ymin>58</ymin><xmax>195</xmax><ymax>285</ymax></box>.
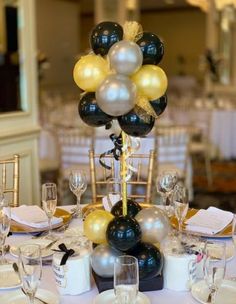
<box><xmin>0</xmin><ymin>1</ymin><xmax>22</xmax><ymax>113</ymax></box>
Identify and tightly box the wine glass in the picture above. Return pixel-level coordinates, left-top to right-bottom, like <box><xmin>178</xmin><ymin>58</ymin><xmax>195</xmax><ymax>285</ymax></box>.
<box><xmin>172</xmin><ymin>184</ymin><xmax>189</xmax><ymax>234</ymax></box>
<box><xmin>42</xmin><ymin>183</ymin><xmax>57</xmax><ymax>239</ymax></box>
<box><xmin>69</xmin><ymin>170</ymin><xmax>87</xmax><ymax>218</ymax></box>
<box><xmin>0</xmin><ymin>197</ymin><xmax>11</xmax><ymax>264</ymax></box>
<box><xmin>18</xmin><ymin>244</ymin><xmax>42</xmax><ymax>304</ymax></box>
<box><xmin>204</xmin><ymin>241</ymin><xmax>226</xmax><ymax>304</ymax></box>
<box><xmin>156</xmin><ymin>170</ymin><xmax>178</xmax><ymax>217</ymax></box>
<box><xmin>114</xmin><ymin>255</ymin><xmax>139</xmax><ymax>304</ymax></box>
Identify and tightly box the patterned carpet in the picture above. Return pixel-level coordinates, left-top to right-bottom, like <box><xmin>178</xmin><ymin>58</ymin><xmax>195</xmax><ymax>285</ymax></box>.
<box><xmin>192</xmin><ymin>158</ymin><xmax>236</xmax><ymax>212</ymax></box>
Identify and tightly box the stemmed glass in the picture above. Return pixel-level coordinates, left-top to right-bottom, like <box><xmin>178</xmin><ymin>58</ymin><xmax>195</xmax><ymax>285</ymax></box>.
<box><xmin>18</xmin><ymin>244</ymin><xmax>42</xmax><ymax>304</ymax></box>
<box><xmin>156</xmin><ymin>170</ymin><xmax>178</xmax><ymax>217</ymax></box>
<box><xmin>204</xmin><ymin>241</ymin><xmax>226</xmax><ymax>304</ymax></box>
<box><xmin>0</xmin><ymin>197</ymin><xmax>11</xmax><ymax>264</ymax></box>
<box><xmin>114</xmin><ymin>255</ymin><xmax>139</xmax><ymax>304</ymax></box>
<box><xmin>172</xmin><ymin>184</ymin><xmax>189</xmax><ymax>234</ymax></box>
<box><xmin>107</xmin><ymin>178</ymin><xmax>121</xmax><ymax>209</ymax></box>
<box><xmin>42</xmin><ymin>183</ymin><xmax>57</xmax><ymax>239</ymax></box>
<box><xmin>69</xmin><ymin>170</ymin><xmax>87</xmax><ymax>218</ymax></box>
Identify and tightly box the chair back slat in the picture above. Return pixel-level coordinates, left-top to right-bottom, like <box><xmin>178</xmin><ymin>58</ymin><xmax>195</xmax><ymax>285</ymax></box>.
<box><xmin>0</xmin><ymin>154</ymin><xmax>20</xmax><ymax>207</ymax></box>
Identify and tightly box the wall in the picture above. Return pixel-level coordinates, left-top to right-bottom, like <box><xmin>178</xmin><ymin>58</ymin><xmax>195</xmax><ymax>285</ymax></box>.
<box><xmin>141</xmin><ymin>8</ymin><xmax>206</xmax><ymax>81</ymax></box>
<box><xmin>36</xmin><ymin>0</ymin><xmax>80</xmax><ymax>93</ymax></box>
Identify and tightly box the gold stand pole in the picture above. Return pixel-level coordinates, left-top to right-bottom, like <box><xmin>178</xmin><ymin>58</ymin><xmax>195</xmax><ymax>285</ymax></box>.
<box><xmin>121</xmin><ymin>131</ymin><xmax>127</xmax><ymax>216</ymax></box>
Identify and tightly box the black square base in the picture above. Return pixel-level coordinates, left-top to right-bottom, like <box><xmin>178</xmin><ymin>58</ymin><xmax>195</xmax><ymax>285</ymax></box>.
<box><xmin>93</xmin><ymin>271</ymin><xmax>163</xmax><ymax>293</ymax></box>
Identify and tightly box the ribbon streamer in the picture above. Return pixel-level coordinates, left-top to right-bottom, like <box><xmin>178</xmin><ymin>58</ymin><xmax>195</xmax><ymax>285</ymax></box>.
<box><xmin>53</xmin><ymin>243</ymin><xmax>75</xmax><ymax>266</ymax></box>
<box><xmin>99</xmin><ymin>133</ymin><xmax>123</xmax><ymax>170</ymax></box>
<box><xmin>123</xmin><ymin>21</ymin><xmax>143</xmax><ymax>42</ymax></box>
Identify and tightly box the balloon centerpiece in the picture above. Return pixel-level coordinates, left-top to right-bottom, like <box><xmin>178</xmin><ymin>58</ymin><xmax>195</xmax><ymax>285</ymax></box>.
<box><xmin>73</xmin><ymin>20</ymin><xmax>170</xmax><ymax>288</ymax></box>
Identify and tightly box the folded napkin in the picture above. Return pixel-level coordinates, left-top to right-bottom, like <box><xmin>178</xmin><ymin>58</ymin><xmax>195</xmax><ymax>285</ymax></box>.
<box><xmin>11</xmin><ymin>205</ymin><xmax>62</xmax><ymax>228</ymax></box>
<box><xmin>185</xmin><ymin>207</ymin><xmax>233</xmax><ymax>235</ymax></box>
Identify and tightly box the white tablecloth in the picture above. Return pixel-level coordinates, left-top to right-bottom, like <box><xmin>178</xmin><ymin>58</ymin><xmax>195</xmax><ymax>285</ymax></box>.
<box><xmin>2</xmin><ymin>207</ymin><xmax>235</xmax><ymax>304</ymax></box>
<box><xmin>170</xmin><ymin>108</ymin><xmax>236</xmax><ymax>159</ymax></box>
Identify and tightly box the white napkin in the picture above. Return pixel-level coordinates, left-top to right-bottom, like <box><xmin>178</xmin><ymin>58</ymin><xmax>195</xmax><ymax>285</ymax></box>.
<box><xmin>185</xmin><ymin>207</ymin><xmax>233</xmax><ymax>235</ymax></box>
<box><xmin>11</xmin><ymin>205</ymin><xmax>62</xmax><ymax>228</ymax></box>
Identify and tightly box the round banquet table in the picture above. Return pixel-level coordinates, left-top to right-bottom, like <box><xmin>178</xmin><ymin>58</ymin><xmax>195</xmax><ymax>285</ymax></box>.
<box><xmin>2</xmin><ymin>205</ymin><xmax>235</xmax><ymax>304</ymax></box>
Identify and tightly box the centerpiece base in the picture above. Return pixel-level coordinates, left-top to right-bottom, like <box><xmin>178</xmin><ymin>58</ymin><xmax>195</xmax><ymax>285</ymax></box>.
<box><xmin>93</xmin><ymin>271</ymin><xmax>163</xmax><ymax>293</ymax></box>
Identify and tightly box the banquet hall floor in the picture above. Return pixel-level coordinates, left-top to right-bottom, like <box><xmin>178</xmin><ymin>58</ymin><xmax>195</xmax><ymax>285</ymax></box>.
<box><xmin>40</xmin><ymin>158</ymin><xmax>236</xmax><ymax>213</ymax></box>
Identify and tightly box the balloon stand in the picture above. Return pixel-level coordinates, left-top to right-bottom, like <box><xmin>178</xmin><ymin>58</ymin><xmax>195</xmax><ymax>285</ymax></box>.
<box><xmin>74</xmin><ymin>20</ymin><xmax>170</xmax><ymax>292</ymax></box>
<box><xmin>121</xmin><ymin>131</ymin><xmax>128</xmax><ymax>216</ymax></box>
<box><xmin>93</xmin><ymin>270</ymin><xmax>164</xmax><ymax>293</ymax></box>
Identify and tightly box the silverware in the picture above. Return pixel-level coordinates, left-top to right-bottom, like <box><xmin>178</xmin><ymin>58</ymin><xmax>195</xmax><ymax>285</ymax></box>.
<box><xmin>12</xmin><ymin>263</ymin><xmax>48</xmax><ymax>304</ymax></box>
<box><xmin>43</xmin><ymin>239</ymin><xmax>58</xmax><ymax>250</ymax></box>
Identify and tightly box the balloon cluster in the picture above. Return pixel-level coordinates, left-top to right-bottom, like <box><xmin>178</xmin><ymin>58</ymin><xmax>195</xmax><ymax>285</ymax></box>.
<box><xmin>84</xmin><ymin>201</ymin><xmax>170</xmax><ymax>280</ymax></box>
<box><xmin>73</xmin><ymin>21</ymin><xmax>168</xmax><ymax>137</ymax></box>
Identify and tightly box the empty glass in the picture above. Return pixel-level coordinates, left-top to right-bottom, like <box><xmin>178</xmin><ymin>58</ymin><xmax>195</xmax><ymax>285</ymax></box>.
<box><xmin>0</xmin><ymin>198</ymin><xmax>11</xmax><ymax>264</ymax></box>
<box><xmin>42</xmin><ymin>183</ymin><xmax>57</xmax><ymax>239</ymax></box>
<box><xmin>18</xmin><ymin>244</ymin><xmax>42</xmax><ymax>304</ymax></box>
<box><xmin>156</xmin><ymin>170</ymin><xmax>178</xmax><ymax>217</ymax></box>
<box><xmin>204</xmin><ymin>241</ymin><xmax>226</xmax><ymax>304</ymax></box>
<box><xmin>172</xmin><ymin>184</ymin><xmax>189</xmax><ymax>234</ymax></box>
<box><xmin>69</xmin><ymin>170</ymin><xmax>87</xmax><ymax>218</ymax></box>
<box><xmin>114</xmin><ymin>255</ymin><xmax>139</xmax><ymax>304</ymax></box>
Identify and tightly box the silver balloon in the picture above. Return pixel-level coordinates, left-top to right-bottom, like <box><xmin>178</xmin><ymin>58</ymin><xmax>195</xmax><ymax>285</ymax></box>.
<box><xmin>108</xmin><ymin>41</ymin><xmax>143</xmax><ymax>76</ymax></box>
<box><xmin>91</xmin><ymin>244</ymin><xmax>122</xmax><ymax>278</ymax></box>
<box><xmin>135</xmin><ymin>207</ymin><xmax>170</xmax><ymax>243</ymax></box>
<box><xmin>96</xmin><ymin>74</ymin><xmax>136</xmax><ymax>117</ymax></box>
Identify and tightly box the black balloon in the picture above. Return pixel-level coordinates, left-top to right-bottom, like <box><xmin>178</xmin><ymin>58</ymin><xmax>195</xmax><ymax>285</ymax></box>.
<box><xmin>111</xmin><ymin>199</ymin><xmax>142</xmax><ymax>218</ymax></box>
<box><xmin>106</xmin><ymin>216</ymin><xmax>141</xmax><ymax>252</ymax></box>
<box><xmin>129</xmin><ymin>242</ymin><xmax>163</xmax><ymax>280</ymax></box>
<box><xmin>78</xmin><ymin>92</ymin><xmax>113</xmax><ymax>127</ymax></box>
<box><xmin>150</xmin><ymin>94</ymin><xmax>167</xmax><ymax>116</ymax></box>
<box><xmin>118</xmin><ymin>107</ymin><xmax>155</xmax><ymax>137</ymax></box>
<box><xmin>90</xmin><ymin>21</ymin><xmax>123</xmax><ymax>56</ymax></box>
<box><xmin>137</xmin><ymin>32</ymin><xmax>164</xmax><ymax>65</ymax></box>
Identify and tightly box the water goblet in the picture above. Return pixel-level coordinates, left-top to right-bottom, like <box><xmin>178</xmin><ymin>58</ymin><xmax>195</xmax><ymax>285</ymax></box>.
<box><xmin>0</xmin><ymin>198</ymin><xmax>11</xmax><ymax>264</ymax></box>
<box><xmin>114</xmin><ymin>255</ymin><xmax>139</xmax><ymax>304</ymax></box>
<box><xmin>42</xmin><ymin>183</ymin><xmax>57</xmax><ymax>239</ymax></box>
<box><xmin>172</xmin><ymin>184</ymin><xmax>189</xmax><ymax>235</ymax></box>
<box><xmin>18</xmin><ymin>244</ymin><xmax>42</xmax><ymax>304</ymax></box>
<box><xmin>204</xmin><ymin>241</ymin><xmax>226</xmax><ymax>304</ymax></box>
<box><xmin>156</xmin><ymin>170</ymin><xmax>178</xmax><ymax>217</ymax></box>
<box><xmin>69</xmin><ymin>170</ymin><xmax>87</xmax><ymax>218</ymax></box>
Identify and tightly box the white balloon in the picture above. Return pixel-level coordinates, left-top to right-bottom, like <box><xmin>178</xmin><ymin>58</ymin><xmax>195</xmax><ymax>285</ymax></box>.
<box><xmin>108</xmin><ymin>40</ymin><xmax>143</xmax><ymax>76</ymax></box>
<box><xmin>96</xmin><ymin>74</ymin><xmax>136</xmax><ymax>117</ymax></box>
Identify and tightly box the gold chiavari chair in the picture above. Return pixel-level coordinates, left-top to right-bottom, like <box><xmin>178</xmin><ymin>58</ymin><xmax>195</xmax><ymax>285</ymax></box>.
<box><xmin>155</xmin><ymin>125</ymin><xmax>190</xmax><ymax>186</ymax></box>
<box><xmin>0</xmin><ymin>154</ymin><xmax>20</xmax><ymax>207</ymax></box>
<box><xmin>89</xmin><ymin>149</ymin><xmax>155</xmax><ymax>204</ymax></box>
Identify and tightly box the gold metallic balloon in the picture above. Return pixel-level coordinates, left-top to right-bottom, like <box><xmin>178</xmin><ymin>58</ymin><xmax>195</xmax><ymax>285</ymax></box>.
<box><xmin>132</xmin><ymin>65</ymin><xmax>168</xmax><ymax>100</ymax></box>
<box><xmin>84</xmin><ymin>210</ymin><xmax>114</xmax><ymax>244</ymax></box>
<box><xmin>73</xmin><ymin>54</ymin><xmax>109</xmax><ymax>92</ymax></box>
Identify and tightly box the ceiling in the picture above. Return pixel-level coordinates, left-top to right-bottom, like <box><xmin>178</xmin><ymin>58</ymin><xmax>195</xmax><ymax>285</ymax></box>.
<box><xmin>78</xmin><ymin>0</ymin><xmax>191</xmax><ymax>14</ymax></box>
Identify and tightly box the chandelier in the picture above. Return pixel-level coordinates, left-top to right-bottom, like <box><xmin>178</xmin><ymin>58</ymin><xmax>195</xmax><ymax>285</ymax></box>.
<box><xmin>186</xmin><ymin>0</ymin><xmax>236</xmax><ymax>11</ymax></box>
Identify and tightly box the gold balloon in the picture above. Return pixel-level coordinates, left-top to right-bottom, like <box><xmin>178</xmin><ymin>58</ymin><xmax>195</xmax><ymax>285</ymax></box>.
<box><xmin>132</xmin><ymin>65</ymin><xmax>168</xmax><ymax>100</ymax></box>
<box><xmin>84</xmin><ymin>210</ymin><xmax>114</xmax><ymax>244</ymax></box>
<box><xmin>73</xmin><ymin>54</ymin><xmax>109</xmax><ymax>92</ymax></box>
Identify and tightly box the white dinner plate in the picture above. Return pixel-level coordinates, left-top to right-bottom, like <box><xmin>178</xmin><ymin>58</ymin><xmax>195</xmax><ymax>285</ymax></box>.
<box><xmin>0</xmin><ymin>288</ymin><xmax>59</xmax><ymax>304</ymax></box>
<box><xmin>191</xmin><ymin>279</ymin><xmax>236</xmax><ymax>304</ymax></box>
<box><xmin>0</xmin><ymin>264</ymin><xmax>21</xmax><ymax>290</ymax></box>
<box><xmin>10</xmin><ymin>238</ymin><xmax>59</xmax><ymax>258</ymax></box>
<box><xmin>93</xmin><ymin>289</ymin><xmax>150</xmax><ymax>304</ymax></box>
